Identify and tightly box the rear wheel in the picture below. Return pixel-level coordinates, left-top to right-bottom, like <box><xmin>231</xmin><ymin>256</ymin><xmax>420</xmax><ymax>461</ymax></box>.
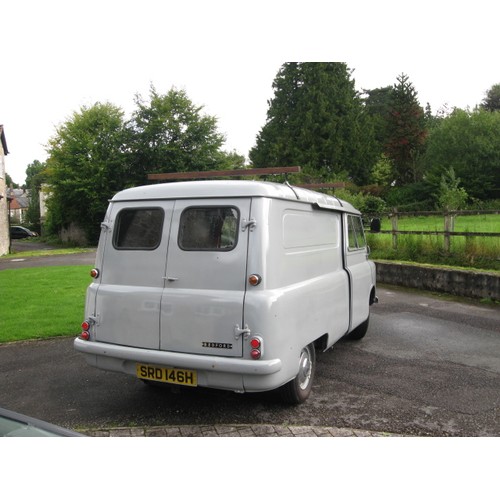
<box><xmin>279</xmin><ymin>343</ymin><xmax>316</xmax><ymax>404</ymax></box>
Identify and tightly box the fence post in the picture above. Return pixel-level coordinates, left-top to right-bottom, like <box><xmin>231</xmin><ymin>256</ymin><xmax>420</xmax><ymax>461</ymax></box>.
<box><xmin>391</xmin><ymin>207</ymin><xmax>398</xmax><ymax>249</ymax></box>
<box><xmin>443</xmin><ymin>211</ymin><xmax>455</xmax><ymax>253</ymax></box>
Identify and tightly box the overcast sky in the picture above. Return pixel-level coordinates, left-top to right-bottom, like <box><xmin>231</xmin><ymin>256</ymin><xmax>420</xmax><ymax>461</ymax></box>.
<box><xmin>2</xmin><ymin>0</ymin><xmax>498</xmax><ymax>185</ymax></box>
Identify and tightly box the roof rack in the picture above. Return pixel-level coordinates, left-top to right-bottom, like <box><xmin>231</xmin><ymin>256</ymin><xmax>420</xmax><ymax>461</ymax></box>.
<box><xmin>147</xmin><ymin>166</ymin><xmax>301</xmax><ymax>181</ymax></box>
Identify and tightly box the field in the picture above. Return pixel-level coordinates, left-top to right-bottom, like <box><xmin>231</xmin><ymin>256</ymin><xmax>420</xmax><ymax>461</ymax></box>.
<box><xmin>367</xmin><ymin>213</ymin><xmax>500</xmax><ymax>272</ymax></box>
<box><xmin>0</xmin><ymin>266</ymin><xmax>92</xmax><ymax>343</ymax></box>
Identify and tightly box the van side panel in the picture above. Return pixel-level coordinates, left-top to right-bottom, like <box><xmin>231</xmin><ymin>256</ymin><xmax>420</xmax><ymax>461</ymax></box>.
<box><xmin>242</xmin><ymin>198</ymin><xmax>350</xmax><ymax>391</ymax></box>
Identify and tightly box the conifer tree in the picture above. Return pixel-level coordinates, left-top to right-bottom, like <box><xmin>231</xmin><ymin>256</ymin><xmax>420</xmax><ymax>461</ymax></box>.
<box><xmin>385</xmin><ymin>74</ymin><xmax>428</xmax><ymax>185</ymax></box>
<box><xmin>250</xmin><ymin>63</ymin><xmax>377</xmax><ymax>184</ymax></box>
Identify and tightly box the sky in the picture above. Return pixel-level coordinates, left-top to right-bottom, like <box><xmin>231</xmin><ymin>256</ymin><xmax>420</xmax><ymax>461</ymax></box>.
<box><xmin>2</xmin><ymin>0</ymin><xmax>499</xmax><ymax>186</ymax></box>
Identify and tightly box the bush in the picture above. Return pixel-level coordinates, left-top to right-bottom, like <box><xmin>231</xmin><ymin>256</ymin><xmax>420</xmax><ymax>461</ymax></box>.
<box><xmin>384</xmin><ymin>182</ymin><xmax>435</xmax><ymax>211</ymax></box>
<box><xmin>335</xmin><ymin>188</ymin><xmax>387</xmax><ymax>214</ymax></box>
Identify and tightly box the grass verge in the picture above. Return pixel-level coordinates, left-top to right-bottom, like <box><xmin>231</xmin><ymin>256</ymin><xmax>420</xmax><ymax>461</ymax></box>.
<box><xmin>0</xmin><ymin>266</ymin><xmax>92</xmax><ymax>343</ymax></box>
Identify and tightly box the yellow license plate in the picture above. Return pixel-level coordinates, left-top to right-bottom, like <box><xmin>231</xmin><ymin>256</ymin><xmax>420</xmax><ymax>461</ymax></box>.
<box><xmin>136</xmin><ymin>363</ymin><xmax>197</xmax><ymax>387</ymax></box>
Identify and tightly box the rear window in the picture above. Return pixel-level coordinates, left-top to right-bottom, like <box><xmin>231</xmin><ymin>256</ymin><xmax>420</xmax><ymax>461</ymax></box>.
<box><xmin>179</xmin><ymin>207</ymin><xmax>239</xmax><ymax>251</ymax></box>
<box><xmin>114</xmin><ymin>208</ymin><xmax>164</xmax><ymax>250</ymax></box>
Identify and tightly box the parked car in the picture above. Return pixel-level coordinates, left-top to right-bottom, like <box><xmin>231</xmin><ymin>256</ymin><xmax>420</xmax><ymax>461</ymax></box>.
<box><xmin>9</xmin><ymin>226</ymin><xmax>38</xmax><ymax>239</ymax></box>
<box><xmin>0</xmin><ymin>407</ymin><xmax>82</xmax><ymax>437</ymax></box>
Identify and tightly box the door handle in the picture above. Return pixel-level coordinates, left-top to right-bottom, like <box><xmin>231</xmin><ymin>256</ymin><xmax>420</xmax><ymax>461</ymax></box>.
<box><xmin>164</xmin><ymin>276</ymin><xmax>179</xmax><ymax>282</ymax></box>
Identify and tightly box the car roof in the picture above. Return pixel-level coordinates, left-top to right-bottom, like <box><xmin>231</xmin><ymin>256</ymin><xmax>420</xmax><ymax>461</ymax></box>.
<box><xmin>111</xmin><ymin>180</ymin><xmax>360</xmax><ymax>214</ymax></box>
<box><xmin>0</xmin><ymin>407</ymin><xmax>82</xmax><ymax>437</ymax></box>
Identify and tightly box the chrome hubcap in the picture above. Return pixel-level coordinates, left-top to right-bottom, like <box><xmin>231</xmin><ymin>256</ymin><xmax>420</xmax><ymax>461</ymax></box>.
<box><xmin>297</xmin><ymin>347</ymin><xmax>312</xmax><ymax>390</ymax></box>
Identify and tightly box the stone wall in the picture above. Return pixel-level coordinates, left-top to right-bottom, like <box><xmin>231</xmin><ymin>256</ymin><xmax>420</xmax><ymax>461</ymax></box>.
<box><xmin>375</xmin><ymin>261</ymin><xmax>500</xmax><ymax>301</ymax></box>
<box><xmin>59</xmin><ymin>222</ymin><xmax>88</xmax><ymax>246</ymax></box>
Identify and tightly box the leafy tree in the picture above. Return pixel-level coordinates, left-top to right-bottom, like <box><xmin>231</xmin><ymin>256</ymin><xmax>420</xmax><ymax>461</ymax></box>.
<box><xmin>24</xmin><ymin>160</ymin><xmax>47</xmax><ymax>232</ymax></box>
<box><xmin>126</xmin><ymin>86</ymin><xmax>230</xmax><ymax>182</ymax></box>
<box><xmin>5</xmin><ymin>173</ymin><xmax>18</xmax><ymax>188</ymax></box>
<box><xmin>424</xmin><ymin>108</ymin><xmax>500</xmax><ymax>200</ymax></box>
<box><xmin>437</xmin><ymin>167</ymin><xmax>468</xmax><ymax>211</ymax></box>
<box><xmin>480</xmin><ymin>83</ymin><xmax>500</xmax><ymax>112</ymax></box>
<box><xmin>45</xmin><ymin>102</ymin><xmax>131</xmax><ymax>243</ymax></box>
<box><xmin>385</xmin><ymin>74</ymin><xmax>428</xmax><ymax>185</ymax></box>
<box><xmin>249</xmin><ymin>63</ymin><xmax>378</xmax><ymax>185</ymax></box>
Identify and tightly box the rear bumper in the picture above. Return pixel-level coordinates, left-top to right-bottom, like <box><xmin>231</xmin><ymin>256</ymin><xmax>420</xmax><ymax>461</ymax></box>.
<box><xmin>74</xmin><ymin>338</ymin><xmax>282</xmax><ymax>376</ymax></box>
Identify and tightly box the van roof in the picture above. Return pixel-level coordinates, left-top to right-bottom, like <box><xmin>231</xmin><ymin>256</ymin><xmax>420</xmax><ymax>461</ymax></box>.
<box><xmin>111</xmin><ymin>180</ymin><xmax>361</xmax><ymax>214</ymax></box>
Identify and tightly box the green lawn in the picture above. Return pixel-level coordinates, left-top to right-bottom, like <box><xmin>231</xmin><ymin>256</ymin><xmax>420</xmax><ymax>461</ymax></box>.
<box><xmin>0</xmin><ymin>266</ymin><xmax>92</xmax><ymax>343</ymax></box>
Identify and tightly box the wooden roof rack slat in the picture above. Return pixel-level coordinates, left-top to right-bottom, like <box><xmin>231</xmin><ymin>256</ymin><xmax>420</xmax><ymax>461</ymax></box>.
<box><xmin>148</xmin><ymin>166</ymin><xmax>301</xmax><ymax>181</ymax></box>
<box><xmin>296</xmin><ymin>183</ymin><xmax>345</xmax><ymax>189</ymax></box>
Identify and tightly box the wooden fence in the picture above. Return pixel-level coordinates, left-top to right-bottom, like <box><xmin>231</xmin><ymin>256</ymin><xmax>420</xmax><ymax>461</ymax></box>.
<box><xmin>366</xmin><ymin>209</ymin><xmax>500</xmax><ymax>252</ymax></box>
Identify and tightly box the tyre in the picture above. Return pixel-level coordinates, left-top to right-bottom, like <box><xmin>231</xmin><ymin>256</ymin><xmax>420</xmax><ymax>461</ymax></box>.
<box><xmin>346</xmin><ymin>317</ymin><xmax>369</xmax><ymax>341</ymax></box>
<box><xmin>279</xmin><ymin>343</ymin><xmax>316</xmax><ymax>404</ymax></box>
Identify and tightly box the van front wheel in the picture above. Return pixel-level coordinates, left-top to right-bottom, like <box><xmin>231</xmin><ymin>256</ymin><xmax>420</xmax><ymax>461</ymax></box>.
<box><xmin>279</xmin><ymin>343</ymin><xmax>316</xmax><ymax>404</ymax></box>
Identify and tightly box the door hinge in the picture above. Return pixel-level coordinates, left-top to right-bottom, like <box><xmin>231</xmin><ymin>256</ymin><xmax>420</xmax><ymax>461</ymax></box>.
<box><xmin>234</xmin><ymin>324</ymin><xmax>251</xmax><ymax>340</ymax></box>
<box><xmin>241</xmin><ymin>218</ymin><xmax>257</xmax><ymax>232</ymax></box>
<box><xmin>100</xmin><ymin>221</ymin><xmax>112</xmax><ymax>232</ymax></box>
<box><xmin>88</xmin><ymin>315</ymin><xmax>100</xmax><ymax>326</ymax></box>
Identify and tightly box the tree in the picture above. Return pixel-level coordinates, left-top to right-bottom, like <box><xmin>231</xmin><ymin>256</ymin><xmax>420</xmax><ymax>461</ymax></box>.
<box><xmin>126</xmin><ymin>86</ymin><xmax>231</xmax><ymax>182</ymax></box>
<box><xmin>24</xmin><ymin>160</ymin><xmax>47</xmax><ymax>232</ymax></box>
<box><xmin>480</xmin><ymin>83</ymin><xmax>500</xmax><ymax>112</ymax></box>
<box><xmin>362</xmin><ymin>86</ymin><xmax>393</xmax><ymax>155</ymax></box>
<box><xmin>424</xmin><ymin>108</ymin><xmax>500</xmax><ymax>200</ymax></box>
<box><xmin>385</xmin><ymin>74</ymin><xmax>428</xmax><ymax>185</ymax></box>
<box><xmin>45</xmin><ymin>102</ymin><xmax>131</xmax><ymax>243</ymax></box>
<box><xmin>437</xmin><ymin>167</ymin><xmax>468</xmax><ymax>211</ymax></box>
<box><xmin>5</xmin><ymin>173</ymin><xmax>18</xmax><ymax>188</ymax></box>
<box><xmin>249</xmin><ymin>63</ymin><xmax>378</xmax><ymax>185</ymax></box>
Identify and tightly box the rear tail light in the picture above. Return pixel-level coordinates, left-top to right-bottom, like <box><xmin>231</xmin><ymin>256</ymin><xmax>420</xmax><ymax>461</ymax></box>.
<box><xmin>249</xmin><ymin>336</ymin><xmax>263</xmax><ymax>360</ymax></box>
<box><xmin>79</xmin><ymin>331</ymin><xmax>90</xmax><ymax>341</ymax></box>
<box><xmin>90</xmin><ymin>268</ymin><xmax>100</xmax><ymax>279</ymax></box>
<box><xmin>80</xmin><ymin>320</ymin><xmax>92</xmax><ymax>341</ymax></box>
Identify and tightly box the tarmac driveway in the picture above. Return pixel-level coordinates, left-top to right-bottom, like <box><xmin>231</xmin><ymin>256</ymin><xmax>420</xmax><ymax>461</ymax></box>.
<box><xmin>1</xmin><ymin>240</ymin><xmax>96</xmax><ymax>269</ymax></box>
<box><xmin>1</xmin><ymin>240</ymin><xmax>499</xmax><ymax>436</ymax></box>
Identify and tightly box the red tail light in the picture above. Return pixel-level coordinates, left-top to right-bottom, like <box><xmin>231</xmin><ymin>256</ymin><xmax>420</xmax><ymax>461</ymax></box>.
<box><xmin>79</xmin><ymin>331</ymin><xmax>90</xmax><ymax>341</ymax></box>
<box><xmin>249</xmin><ymin>336</ymin><xmax>263</xmax><ymax>359</ymax></box>
<box><xmin>80</xmin><ymin>320</ymin><xmax>92</xmax><ymax>340</ymax></box>
<box><xmin>250</xmin><ymin>337</ymin><xmax>261</xmax><ymax>349</ymax></box>
<box><xmin>250</xmin><ymin>349</ymin><xmax>261</xmax><ymax>360</ymax></box>
<box><xmin>90</xmin><ymin>268</ymin><xmax>100</xmax><ymax>279</ymax></box>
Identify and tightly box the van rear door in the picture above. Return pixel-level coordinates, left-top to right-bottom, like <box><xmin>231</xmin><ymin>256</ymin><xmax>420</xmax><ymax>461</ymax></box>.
<box><xmin>92</xmin><ymin>201</ymin><xmax>173</xmax><ymax>349</ymax></box>
<box><xmin>160</xmin><ymin>198</ymin><xmax>251</xmax><ymax>357</ymax></box>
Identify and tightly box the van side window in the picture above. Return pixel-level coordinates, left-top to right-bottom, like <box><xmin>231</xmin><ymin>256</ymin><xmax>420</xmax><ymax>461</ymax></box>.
<box><xmin>179</xmin><ymin>207</ymin><xmax>239</xmax><ymax>251</ymax></box>
<box><xmin>114</xmin><ymin>208</ymin><xmax>164</xmax><ymax>250</ymax></box>
<box><xmin>347</xmin><ymin>215</ymin><xmax>367</xmax><ymax>250</ymax></box>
